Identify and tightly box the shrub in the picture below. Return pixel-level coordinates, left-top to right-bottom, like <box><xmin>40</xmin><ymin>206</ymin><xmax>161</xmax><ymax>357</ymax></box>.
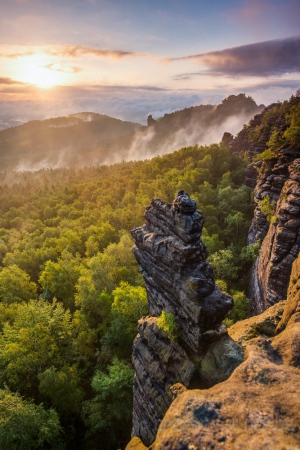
<box><xmin>157</xmin><ymin>310</ymin><xmax>178</xmax><ymax>340</ymax></box>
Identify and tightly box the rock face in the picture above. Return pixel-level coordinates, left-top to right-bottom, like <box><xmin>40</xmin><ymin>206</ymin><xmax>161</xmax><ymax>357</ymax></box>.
<box><xmin>249</xmin><ymin>156</ymin><xmax>300</xmax><ymax>313</ymax></box>
<box><xmin>131</xmin><ymin>317</ymin><xmax>195</xmax><ymax>445</ymax></box>
<box><xmin>130</xmin><ymin>192</ymin><xmax>243</xmax><ymax>446</ymax></box>
<box><xmin>276</xmin><ymin>253</ymin><xmax>300</xmax><ymax>333</ymax></box>
<box><xmin>131</xmin><ymin>191</ymin><xmax>233</xmax><ymax>355</ymax></box>
<box><xmin>226</xmin><ymin>93</ymin><xmax>300</xmax><ymax>314</ymax></box>
<box><xmin>153</xmin><ymin>272</ymin><xmax>300</xmax><ymax>450</ymax></box>
<box><xmin>153</xmin><ymin>336</ymin><xmax>300</xmax><ymax>450</ymax></box>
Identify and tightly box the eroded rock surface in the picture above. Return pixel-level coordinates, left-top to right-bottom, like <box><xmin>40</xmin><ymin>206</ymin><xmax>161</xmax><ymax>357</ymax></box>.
<box><xmin>131</xmin><ymin>317</ymin><xmax>195</xmax><ymax>446</ymax></box>
<box><xmin>131</xmin><ymin>191</ymin><xmax>233</xmax><ymax>354</ymax></box>
<box><xmin>276</xmin><ymin>253</ymin><xmax>300</xmax><ymax>332</ymax></box>
<box><xmin>153</xmin><ymin>336</ymin><xmax>300</xmax><ymax>450</ymax></box>
<box><xmin>249</xmin><ymin>157</ymin><xmax>300</xmax><ymax>313</ymax></box>
<box><xmin>152</xmin><ymin>265</ymin><xmax>300</xmax><ymax>450</ymax></box>
<box><xmin>130</xmin><ymin>192</ymin><xmax>243</xmax><ymax>446</ymax></box>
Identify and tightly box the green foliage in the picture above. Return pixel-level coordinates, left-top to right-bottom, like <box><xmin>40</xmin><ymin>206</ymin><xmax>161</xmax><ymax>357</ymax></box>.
<box><xmin>39</xmin><ymin>252</ymin><xmax>82</xmax><ymax>311</ymax></box>
<box><xmin>38</xmin><ymin>365</ymin><xmax>83</xmax><ymax>415</ymax></box>
<box><xmin>228</xmin><ymin>291</ymin><xmax>250</xmax><ymax>323</ymax></box>
<box><xmin>111</xmin><ymin>282</ymin><xmax>147</xmax><ymax>325</ymax></box>
<box><xmin>0</xmin><ymin>140</ymin><xmax>259</xmax><ymax>448</ymax></box>
<box><xmin>282</xmin><ymin>102</ymin><xmax>300</xmax><ymax>150</ymax></box>
<box><xmin>0</xmin><ymin>299</ymin><xmax>74</xmax><ymax>395</ymax></box>
<box><xmin>254</xmin><ymin>148</ymin><xmax>277</xmax><ymax>161</ymax></box>
<box><xmin>208</xmin><ymin>249</ymin><xmax>239</xmax><ymax>286</ymax></box>
<box><xmin>83</xmin><ymin>358</ymin><xmax>134</xmax><ymax>448</ymax></box>
<box><xmin>157</xmin><ymin>310</ymin><xmax>178</xmax><ymax>340</ymax></box>
<box><xmin>259</xmin><ymin>195</ymin><xmax>277</xmax><ymax>223</ymax></box>
<box><xmin>0</xmin><ymin>386</ymin><xmax>63</xmax><ymax>450</ymax></box>
<box><xmin>0</xmin><ymin>264</ymin><xmax>37</xmax><ymax>304</ymax></box>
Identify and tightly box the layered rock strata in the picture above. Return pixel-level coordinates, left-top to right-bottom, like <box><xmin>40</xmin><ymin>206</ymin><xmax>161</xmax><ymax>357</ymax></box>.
<box><xmin>249</xmin><ymin>157</ymin><xmax>300</xmax><ymax>313</ymax></box>
<box><xmin>131</xmin><ymin>192</ymin><xmax>233</xmax><ymax>354</ymax></box>
<box><xmin>131</xmin><ymin>317</ymin><xmax>195</xmax><ymax>446</ymax></box>
<box><xmin>130</xmin><ymin>192</ymin><xmax>243</xmax><ymax>446</ymax></box>
<box><xmin>153</xmin><ymin>272</ymin><xmax>300</xmax><ymax>449</ymax></box>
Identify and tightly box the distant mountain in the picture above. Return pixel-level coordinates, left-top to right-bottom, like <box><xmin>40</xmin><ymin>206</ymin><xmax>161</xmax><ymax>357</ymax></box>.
<box><xmin>0</xmin><ymin>118</ymin><xmax>24</xmax><ymax>132</ymax></box>
<box><xmin>0</xmin><ymin>94</ymin><xmax>264</xmax><ymax>171</ymax></box>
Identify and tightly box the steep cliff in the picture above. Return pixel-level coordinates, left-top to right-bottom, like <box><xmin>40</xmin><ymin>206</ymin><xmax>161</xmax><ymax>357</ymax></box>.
<box><xmin>249</xmin><ymin>156</ymin><xmax>300</xmax><ymax>313</ymax></box>
<box><xmin>152</xmin><ymin>255</ymin><xmax>300</xmax><ymax>449</ymax></box>
<box><xmin>228</xmin><ymin>92</ymin><xmax>300</xmax><ymax>313</ymax></box>
<box><xmin>130</xmin><ymin>192</ymin><xmax>243</xmax><ymax>446</ymax></box>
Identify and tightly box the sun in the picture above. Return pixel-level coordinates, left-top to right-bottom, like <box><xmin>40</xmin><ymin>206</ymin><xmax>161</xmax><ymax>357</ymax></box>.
<box><xmin>17</xmin><ymin>54</ymin><xmax>66</xmax><ymax>88</ymax></box>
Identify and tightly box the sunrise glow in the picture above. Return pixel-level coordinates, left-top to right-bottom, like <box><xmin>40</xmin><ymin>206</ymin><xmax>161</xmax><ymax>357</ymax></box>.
<box><xmin>16</xmin><ymin>54</ymin><xmax>66</xmax><ymax>88</ymax></box>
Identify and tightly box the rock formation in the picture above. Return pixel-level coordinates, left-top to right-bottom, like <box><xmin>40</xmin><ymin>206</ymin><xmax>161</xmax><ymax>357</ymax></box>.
<box><xmin>226</xmin><ymin>93</ymin><xmax>300</xmax><ymax>314</ymax></box>
<box><xmin>248</xmin><ymin>155</ymin><xmax>300</xmax><ymax>314</ymax></box>
<box><xmin>130</xmin><ymin>191</ymin><xmax>243</xmax><ymax>446</ymax></box>
<box><xmin>152</xmin><ymin>260</ymin><xmax>300</xmax><ymax>449</ymax></box>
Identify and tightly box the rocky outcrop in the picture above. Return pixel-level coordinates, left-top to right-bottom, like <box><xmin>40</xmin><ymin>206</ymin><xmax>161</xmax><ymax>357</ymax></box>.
<box><xmin>131</xmin><ymin>317</ymin><xmax>195</xmax><ymax>445</ymax></box>
<box><xmin>153</xmin><ymin>336</ymin><xmax>300</xmax><ymax>450</ymax></box>
<box><xmin>228</xmin><ymin>300</ymin><xmax>286</xmax><ymax>347</ymax></box>
<box><xmin>131</xmin><ymin>192</ymin><xmax>233</xmax><ymax>355</ymax></box>
<box><xmin>152</xmin><ymin>272</ymin><xmax>300</xmax><ymax>450</ymax></box>
<box><xmin>130</xmin><ymin>192</ymin><xmax>243</xmax><ymax>446</ymax></box>
<box><xmin>276</xmin><ymin>253</ymin><xmax>300</xmax><ymax>333</ymax></box>
<box><xmin>228</xmin><ymin>103</ymin><xmax>287</xmax><ymax>158</ymax></box>
<box><xmin>249</xmin><ymin>157</ymin><xmax>300</xmax><ymax>313</ymax></box>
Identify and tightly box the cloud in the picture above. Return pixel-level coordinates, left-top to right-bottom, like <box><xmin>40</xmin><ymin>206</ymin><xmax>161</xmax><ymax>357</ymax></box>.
<box><xmin>44</xmin><ymin>63</ymin><xmax>83</xmax><ymax>73</ymax></box>
<box><xmin>0</xmin><ymin>77</ymin><xmax>26</xmax><ymax>85</ymax></box>
<box><xmin>0</xmin><ymin>51</ymin><xmax>35</xmax><ymax>59</ymax></box>
<box><xmin>0</xmin><ymin>45</ymin><xmax>148</xmax><ymax>60</ymax></box>
<box><xmin>48</xmin><ymin>45</ymin><xmax>147</xmax><ymax>59</ymax></box>
<box><xmin>171</xmin><ymin>36</ymin><xmax>300</xmax><ymax>77</ymax></box>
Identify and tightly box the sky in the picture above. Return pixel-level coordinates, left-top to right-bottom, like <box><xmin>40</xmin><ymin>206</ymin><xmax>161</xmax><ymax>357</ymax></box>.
<box><xmin>0</xmin><ymin>0</ymin><xmax>300</xmax><ymax>124</ymax></box>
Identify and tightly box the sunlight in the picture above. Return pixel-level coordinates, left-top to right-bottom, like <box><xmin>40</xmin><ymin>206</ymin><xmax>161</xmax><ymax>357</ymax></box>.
<box><xmin>17</xmin><ymin>54</ymin><xmax>67</xmax><ymax>88</ymax></box>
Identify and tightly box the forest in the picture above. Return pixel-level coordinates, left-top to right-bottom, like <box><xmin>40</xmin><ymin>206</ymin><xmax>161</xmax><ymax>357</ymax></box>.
<box><xmin>0</xmin><ymin>91</ymin><xmax>299</xmax><ymax>449</ymax></box>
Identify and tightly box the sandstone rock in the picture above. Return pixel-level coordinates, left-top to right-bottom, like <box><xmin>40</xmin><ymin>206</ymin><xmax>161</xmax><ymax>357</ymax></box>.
<box><xmin>131</xmin><ymin>316</ymin><xmax>196</xmax><ymax>446</ymax></box>
<box><xmin>249</xmin><ymin>157</ymin><xmax>300</xmax><ymax>313</ymax></box>
<box><xmin>130</xmin><ymin>192</ymin><xmax>243</xmax><ymax>447</ymax></box>
<box><xmin>244</xmin><ymin>161</ymin><xmax>261</xmax><ymax>189</ymax></box>
<box><xmin>193</xmin><ymin>333</ymin><xmax>244</xmax><ymax>388</ymax></box>
<box><xmin>125</xmin><ymin>437</ymin><xmax>148</xmax><ymax>450</ymax></box>
<box><xmin>276</xmin><ymin>253</ymin><xmax>300</xmax><ymax>332</ymax></box>
<box><xmin>228</xmin><ymin>300</ymin><xmax>286</xmax><ymax>347</ymax></box>
<box><xmin>169</xmin><ymin>383</ymin><xmax>187</xmax><ymax>400</ymax></box>
<box><xmin>131</xmin><ymin>191</ymin><xmax>233</xmax><ymax>354</ymax></box>
<box><xmin>153</xmin><ymin>335</ymin><xmax>300</xmax><ymax>449</ymax></box>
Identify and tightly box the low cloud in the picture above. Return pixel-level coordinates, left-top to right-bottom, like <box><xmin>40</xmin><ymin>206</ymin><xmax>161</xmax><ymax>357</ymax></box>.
<box><xmin>0</xmin><ymin>77</ymin><xmax>26</xmax><ymax>85</ymax></box>
<box><xmin>0</xmin><ymin>45</ymin><xmax>148</xmax><ymax>60</ymax></box>
<box><xmin>44</xmin><ymin>63</ymin><xmax>83</xmax><ymax>73</ymax></box>
<box><xmin>0</xmin><ymin>50</ymin><xmax>35</xmax><ymax>59</ymax></box>
<box><xmin>48</xmin><ymin>45</ymin><xmax>147</xmax><ymax>59</ymax></box>
<box><xmin>172</xmin><ymin>36</ymin><xmax>300</xmax><ymax>77</ymax></box>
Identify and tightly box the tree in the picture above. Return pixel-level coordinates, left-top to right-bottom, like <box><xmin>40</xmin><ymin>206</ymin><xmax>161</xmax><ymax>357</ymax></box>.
<box><xmin>38</xmin><ymin>365</ymin><xmax>83</xmax><ymax>415</ymax></box>
<box><xmin>82</xmin><ymin>358</ymin><xmax>134</xmax><ymax>449</ymax></box>
<box><xmin>39</xmin><ymin>252</ymin><xmax>82</xmax><ymax>311</ymax></box>
<box><xmin>0</xmin><ymin>265</ymin><xmax>37</xmax><ymax>304</ymax></box>
<box><xmin>0</xmin><ymin>386</ymin><xmax>63</xmax><ymax>450</ymax></box>
<box><xmin>0</xmin><ymin>299</ymin><xmax>75</xmax><ymax>397</ymax></box>
<box><xmin>208</xmin><ymin>249</ymin><xmax>239</xmax><ymax>286</ymax></box>
<box><xmin>111</xmin><ymin>282</ymin><xmax>147</xmax><ymax>327</ymax></box>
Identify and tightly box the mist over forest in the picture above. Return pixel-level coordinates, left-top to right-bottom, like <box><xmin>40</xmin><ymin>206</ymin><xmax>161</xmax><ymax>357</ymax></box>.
<box><xmin>0</xmin><ymin>94</ymin><xmax>263</xmax><ymax>173</ymax></box>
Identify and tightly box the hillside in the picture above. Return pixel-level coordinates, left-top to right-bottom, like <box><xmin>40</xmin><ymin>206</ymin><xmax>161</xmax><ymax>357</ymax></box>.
<box><xmin>0</xmin><ymin>113</ymin><xmax>142</xmax><ymax>171</ymax></box>
<box><xmin>0</xmin><ymin>94</ymin><xmax>263</xmax><ymax>172</ymax></box>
